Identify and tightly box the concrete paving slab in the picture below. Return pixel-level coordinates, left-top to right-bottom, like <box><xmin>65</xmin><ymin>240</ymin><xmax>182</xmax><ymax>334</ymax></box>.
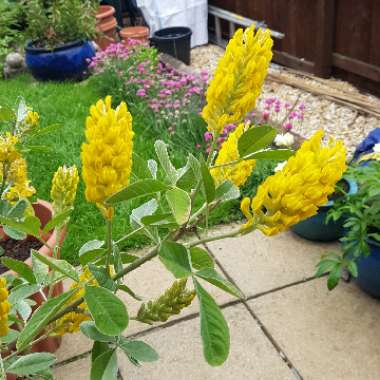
<box><xmin>118</xmin><ymin>304</ymin><xmax>295</xmax><ymax>380</ymax></box>
<box><xmin>54</xmin><ymin>357</ymin><xmax>90</xmax><ymax>380</ymax></box>
<box><xmin>55</xmin><ymin>332</ymin><xmax>92</xmax><ymax>362</ymax></box>
<box><xmin>250</xmin><ymin>278</ymin><xmax>380</xmax><ymax>380</ymax></box>
<box><xmin>205</xmin><ymin>224</ymin><xmax>339</xmax><ymax>297</ymax></box>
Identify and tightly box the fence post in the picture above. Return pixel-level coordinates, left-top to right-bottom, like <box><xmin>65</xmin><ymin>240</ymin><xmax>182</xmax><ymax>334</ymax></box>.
<box><xmin>314</xmin><ymin>0</ymin><xmax>335</xmax><ymax>78</ymax></box>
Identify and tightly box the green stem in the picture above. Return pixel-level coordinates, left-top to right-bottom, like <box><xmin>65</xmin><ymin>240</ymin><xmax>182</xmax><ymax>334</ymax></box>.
<box><xmin>0</xmin><ymin>351</ymin><xmax>6</xmax><ymax>380</ymax></box>
<box><xmin>105</xmin><ymin>219</ymin><xmax>113</xmax><ymax>272</ymax></box>
<box><xmin>115</xmin><ymin>226</ymin><xmax>145</xmax><ymax>245</ymax></box>
<box><xmin>187</xmin><ymin>228</ymin><xmax>241</xmax><ymax>248</ymax></box>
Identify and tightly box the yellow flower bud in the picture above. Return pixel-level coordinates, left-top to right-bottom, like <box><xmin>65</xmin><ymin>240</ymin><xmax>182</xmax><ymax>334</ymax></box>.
<box><xmin>24</xmin><ymin>111</ymin><xmax>39</xmax><ymax>128</ymax></box>
<box><xmin>50</xmin><ymin>165</ymin><xmax>79</xmax><ymax>213</ymax></box>
<box><xmin>3</xmin><ymin>158</ymin><xmax>35</xmax><ymax>203</ymax></box>
<box><xmin>0</xmin><ymin>277</ymin><xmax>10</xmax><ymax>337</ymax></box>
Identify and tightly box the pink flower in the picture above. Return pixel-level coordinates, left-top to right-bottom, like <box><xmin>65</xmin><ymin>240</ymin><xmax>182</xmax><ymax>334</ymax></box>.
<box><xmin>204</xmin><ymin>132</ymin><xmax>213</xmax><ymax>141</ymax></box>
<box><xmin>262</xmin><ymin>111</ymin><xmax>270</xmax><ymax>121</ymax></box>
<box><xmin>188</xmin><ymin>87</ymin><xmax>201</xmax><ymax>95</ymax></box>
<box><xmin>283</xmin><ymin>122</ymin><xmax>293</xmax><ymax>131</ymax></box>
<box><xmin>136</xmin><ymin>89</ymin><xmax>146</xmax><ymax>97</ymax></box>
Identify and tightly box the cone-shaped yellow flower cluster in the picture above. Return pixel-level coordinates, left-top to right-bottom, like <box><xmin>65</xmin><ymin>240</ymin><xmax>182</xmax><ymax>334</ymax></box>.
<box><xmin>4</xmin><ymin>158</ymin><xmax>36</xmax><ymax>202</ymax></box>
<box><xmin>0</xmin><ymin>133</ymin><xmax>35</xmax><ymax>202</ymax></box>
<box><xmin>211</xmin><ymin>124</ymin><xmax>256</xmax><ymax>187</ymax></box>
<box><xmin>0</xmin><ymin>277</ymin><xmax>10</xmax><ymax>337</ymax></box>
<box><xmin>0</xmin><ymin>133</ymin><xmax>20</xmax><ymax>163</ymax></box>
<box><xmin>53</xmin><ymin>268</ymin><xmax>96</xmax><ymax>336</ymax></box>
<box><xmin>241</xmin><ymin>130</ymin><xmax>347</xmax><ymax>236</ymax></box>
<box><xmin>51</xmin><ymin>165</ymin><xmax>79</xmax><ymax>213</ymax></box>
<box><xmin>81</xmin><ymin>96</ymin><xmax>134</xmax><ymax>209</ymax></box>
<box><xmin>24</xmin><ymin>111</ymin><xmax>39</xmax><ymax>128</ymax></box>
<box><xmin>202</xmin><ymin>25</ymin><xmax>273</xmax><ymax>134</ymax></box>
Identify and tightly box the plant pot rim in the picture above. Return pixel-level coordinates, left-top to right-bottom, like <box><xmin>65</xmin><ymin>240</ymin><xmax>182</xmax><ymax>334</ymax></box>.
<box><xmin>321</xmin><ymin>177</ymin><xmax>358</xmax><ymax>209</ymax></box>
<box><xmin>96</xmin><ymin>5</ymin><xmax>115</xmax><ymax>20</ymax></box>
<box><xmin>120</xmin><ymin>26</ymin><xmax>150</xmax><ymax>38</ymax></box>
<box><xmin>2</xmin><ymin>199</ymin><xmax>65</xmax><ymax>277</ymax></box>
<box><xmin>153</xmin><ymin>26</ymin><xmax>192</xmax><ymax>39</ymax></box>
<box><xmin>25</xmin><ymin>40</ymin><xmax>90</xmax><ymax>54</ymax></box>
<box><xmin>98</xmin><ymin>18</ymin><xmax>117</xmax><ymax>32</ymax></box>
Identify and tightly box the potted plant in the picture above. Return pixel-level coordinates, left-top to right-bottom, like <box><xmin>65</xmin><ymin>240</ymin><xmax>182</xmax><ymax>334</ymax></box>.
<box><xmin>0</xmin><ymin>26</ymin><xmax>348</xmax><ymax>379</ymax></box>
<box><xmin>291</xmin><ymin>176</ymin><xmax>358</xmax><ymax>242</ymax></box>
<box><xmin>24</xmin><ymin>0</ymin><xmax>98</xmax><ymax>81</ymax></box>
<box><xmin>316</xmin><ymin>161</ymin><xmax>380</xmax><ymax>297</ymax></box>
<box><xmin>0</xmin><ymin>99</ymin><xmax>71</xmax><ymax>358</ymax></box>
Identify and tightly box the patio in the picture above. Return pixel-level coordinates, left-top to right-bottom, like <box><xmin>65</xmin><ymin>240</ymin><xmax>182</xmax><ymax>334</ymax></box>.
<box><xmin>53</xmin><ymin>224</ymin><xmax>380</xmax><ymax>380</ymax></box>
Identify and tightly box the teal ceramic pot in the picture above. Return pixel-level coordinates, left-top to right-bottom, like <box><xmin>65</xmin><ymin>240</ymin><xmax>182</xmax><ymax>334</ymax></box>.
<box><xmin>356</xmin><ymin>239</ymin><xmax>380</xmax><ymax>298</ymax></box>
<box><xmin>291</xmin><ymin>178</ymin><xmax>358</xmax><ymax>242</ymax></box>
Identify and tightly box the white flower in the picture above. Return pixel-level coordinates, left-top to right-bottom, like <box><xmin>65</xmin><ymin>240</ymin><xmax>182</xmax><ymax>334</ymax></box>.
<box><xmin>274</xmin><ymin>133</ymin><xmax>295</xmax><ymax>147</ymax></box>
<box><xmin>274</xmin><ymin>161</ymin><xmax>287</xmax><ymax>172</ymax></box>
<box><xmin>373</xmin><ymin>143</ymin><xmax>380</xmax><ymax>153</ymax></box>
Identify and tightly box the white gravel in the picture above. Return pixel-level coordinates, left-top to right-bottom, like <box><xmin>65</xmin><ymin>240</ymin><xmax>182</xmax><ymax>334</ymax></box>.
<box><xmin>191</xmin><ymin>44</ymin><xmax>380</xmax><ymax>155</ymax></box>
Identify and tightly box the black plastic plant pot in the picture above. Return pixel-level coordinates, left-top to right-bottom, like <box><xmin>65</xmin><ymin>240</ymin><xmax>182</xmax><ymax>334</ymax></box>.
<box><xmin>25</xmin><ymin>40</ymin><xmax>95</xmax><ymax>82</ymax></box>
<box><xmin>291</xmin><ymin>178</ymin><xmax>358</xmax><ymax>242</ymax></box>
<box><xmin>151</xmin><ymin>27</ymin><xmax>192</xmax><ymax>65</ymax></box>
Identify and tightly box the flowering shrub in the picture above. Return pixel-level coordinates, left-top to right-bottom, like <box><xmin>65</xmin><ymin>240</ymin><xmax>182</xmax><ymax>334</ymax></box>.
<box><xmin>0</xmin><ymin>26</ymin><xmax>347</xmax><ymax>379</ymax></box>
<box><xmin>90</xmin><ymin>43</ymin><xmax>208</xmax><ymax>152</ymax></box>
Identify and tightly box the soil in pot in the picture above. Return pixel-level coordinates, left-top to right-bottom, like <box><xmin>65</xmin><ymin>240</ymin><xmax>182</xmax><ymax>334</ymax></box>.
<box><xmin>0</xmin><ymin>237</ymin><xmax>42</xmax><ymax>275</ymax></box>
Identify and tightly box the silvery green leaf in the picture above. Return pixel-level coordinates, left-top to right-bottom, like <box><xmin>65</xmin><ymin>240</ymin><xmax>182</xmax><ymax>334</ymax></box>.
<box><xmin>147</xmin><ymin>159</ymin><xmax>158</xmax><ymax>179</ymax></box>
<box><xmin>130</xmin><ymin>199</ymin><xmax>158</xmax><ymax>229</ymax></box>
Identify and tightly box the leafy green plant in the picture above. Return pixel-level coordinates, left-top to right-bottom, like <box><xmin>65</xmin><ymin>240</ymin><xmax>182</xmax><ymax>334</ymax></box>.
<box><xmin>316</xmin><ymin>162</ymin><xmax>380</xmax><ymax>289</ymax></box>
<box><xmin>0</xmin><ymin>0</ymin><xmax>24</xmax><ymax>72</ymax></box>
<box><xmin>25</xmin><ymin>0</ymin><xmax>98</xmax><ymax>49</ymax></box>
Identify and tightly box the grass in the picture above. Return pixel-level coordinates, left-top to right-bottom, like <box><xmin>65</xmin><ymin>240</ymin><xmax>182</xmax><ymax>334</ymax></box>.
<box><xmin>0</xmin><ymin>74</ymin><xmax>155</xmax><ymax>263</ymax></box>
<box><xmin>0</xmin><ymin>73</ymin><xmax>275</xmax><ymax>264</ymax></box>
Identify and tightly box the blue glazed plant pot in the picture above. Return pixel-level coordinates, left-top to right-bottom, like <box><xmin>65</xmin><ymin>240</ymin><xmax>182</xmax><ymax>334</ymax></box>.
<box><xmin>291</xmin><ymin>178</ymin><xmax>358</xmax><ymax>242</ymax></box>
<box><xmin>356</xmin><ymin>240</ymin><xmax>380</xmax><ymax>298</ymax></box>
<box><xmin>25</xmin><ymin>40</ymin><xmax>95</xmax><ymax>81</ymax></box>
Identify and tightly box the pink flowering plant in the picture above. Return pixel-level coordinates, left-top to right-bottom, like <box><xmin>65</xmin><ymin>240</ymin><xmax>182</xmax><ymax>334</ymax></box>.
<box><xmin>90</xmin><ymin>43</ymin><xmax>208</xmax><ymax>152</ymax></box>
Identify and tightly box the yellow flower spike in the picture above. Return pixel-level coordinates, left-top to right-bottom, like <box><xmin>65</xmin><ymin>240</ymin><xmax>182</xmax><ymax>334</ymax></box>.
<box><xmin>211</xmin><ymin>124</ymin><xmax>256</xmax><ymax>187</ymax></box>
<box><xmin>0</xmin><ymin>277</ymin><xmax>10</xmax><ymax>337</ymax></box>
<box><xmin>0</xmin><ymin>133</ymin><xmax>20</xmax><ymax>163</ymax></box>
<box><xmin>51</xmin><ymin>165</ymin><xmax>79</xmax><ymax>214</ymax></box>
<box><xmin>24</xmin><ymin>111</ymin><xmax>39</xmax><ymax>128</ymax></box>
<box><xmin>202</xmin><ymin>25</ymin><xmax>273</xmax><ymax>134</ymax></box>
<box><xmin>81</xmin><ymin>96</ymin><xmax>134</xmax><ymax>213</ymax></box>
<box><xmin>240</xmin><ymin>130</ymin><xmax>347</xmax><ymax>236</ymax></box>
<box><xmin>3</xmin><ymin>158</ymin><xmax>35</xmax><ymax>203</ymax></box>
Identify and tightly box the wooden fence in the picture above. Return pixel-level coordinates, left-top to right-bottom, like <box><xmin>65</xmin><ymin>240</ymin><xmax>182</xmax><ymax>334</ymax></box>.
<box><xmin>208</xmin><ymin>0</ymin><xmax>380</xmax><ymax>95</ymax></box>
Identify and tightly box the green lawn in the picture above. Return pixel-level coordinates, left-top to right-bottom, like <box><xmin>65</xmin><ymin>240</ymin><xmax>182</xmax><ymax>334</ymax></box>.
<box><xmin>0</xmin><ymin>74</ymin><xmax>157</xmax><ymax>263</ymax></box>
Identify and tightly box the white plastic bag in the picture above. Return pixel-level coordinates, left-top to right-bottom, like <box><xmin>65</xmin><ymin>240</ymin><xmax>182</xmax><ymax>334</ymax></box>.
<box><xmin>136</xmin><ymin>0</ymin><xmax>208</xmax><ymax>47</ymax></box>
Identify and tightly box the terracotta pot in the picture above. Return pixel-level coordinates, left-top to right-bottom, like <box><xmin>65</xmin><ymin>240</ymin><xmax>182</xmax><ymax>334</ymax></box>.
<box><xmin>96</xmin><ymin>5</ymin><xmax>118</xmax><ymax>50</ymax></box>
<box><xmin>120</xmin><ymin>26</ymin><xmax>149</xmax><ymax>46</ymax></box>
<box><xmin>3</xmin><ymin>200</ymin><xmax>66</xmax><ymax>355</ymax></box>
